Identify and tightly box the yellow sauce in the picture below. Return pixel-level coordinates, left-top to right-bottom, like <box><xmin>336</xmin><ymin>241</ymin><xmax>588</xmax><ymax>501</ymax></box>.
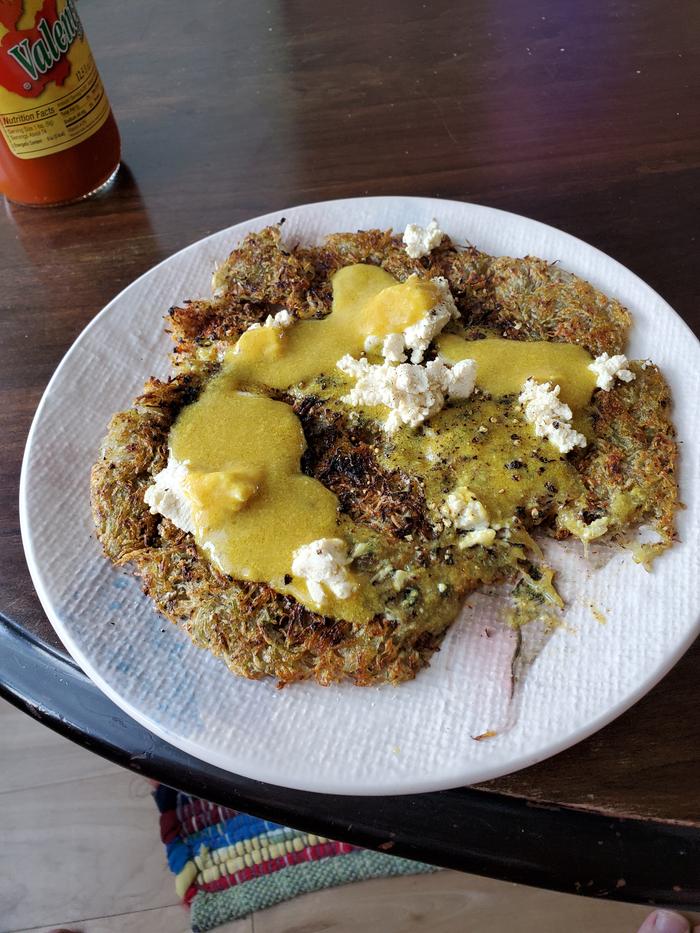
<box><xmin>225</xmin><ymin>267</ymin><xmax>442</xmax><ymax>389</ymax></box>
<box><xmin>387</xmin><ymin>399</ymin><xmax>586</xmax><ymax>528</ymax></box>
<box><xmin>170</xmin><ymin>385</ymin><xmax>381</xmax><ymax>622</ymax></box>
<box><xmin>166</xmin><ymin>263</ymin><xmax>600</xmax><ymax>622</ymax></box>
<box><xmin>437</xmin><ymin>335</ymin><xmax>596</xmax><ymax>410</ymax></box>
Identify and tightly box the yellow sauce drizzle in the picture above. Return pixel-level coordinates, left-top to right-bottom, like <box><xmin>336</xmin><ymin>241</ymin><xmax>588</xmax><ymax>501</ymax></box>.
<box><xmin>166</xmin><ymin>264</ymin><xmax>600</xmax><ymax>621</ymax></box>
<box><xmin>386</xmin><ymin>399</ymin><xmax>587</xmax><ymax>527</ymax></box>
<box><xmin>225</xmin><ymin>266</ymin><xmax>442</xmax><ymax>389</ymax></box>
<box><xmin>437</xmin><ymin>335</ymin><xmax>596</xmax><ymax>410</ymax></box>
<box><xmin>170</xmin><ymin>387</ymin><xmax>381</xmax><ymax>622</ymax></box>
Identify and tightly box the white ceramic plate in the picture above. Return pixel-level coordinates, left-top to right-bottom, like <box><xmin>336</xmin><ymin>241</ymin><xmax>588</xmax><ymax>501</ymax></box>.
<box><xmin>20</xmin><ymin>197</ymin><xmax>700</xmax><ymax>795</ymax></box>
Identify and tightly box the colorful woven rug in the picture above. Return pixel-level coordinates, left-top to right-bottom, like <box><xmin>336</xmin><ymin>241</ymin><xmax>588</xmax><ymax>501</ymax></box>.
<box><xmin>154</xmin><ymin>785</ymin><xmax>436</xmax><ymax>932</ymax></box>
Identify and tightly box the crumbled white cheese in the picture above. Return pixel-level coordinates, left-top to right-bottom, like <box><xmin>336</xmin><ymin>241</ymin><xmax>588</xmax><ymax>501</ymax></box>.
<box><xmin>382</xmin><ymin>333</ymin><xmax>407</xmax><ymax>363</ymax></box>
<box><xmin>402</xmin><ymin>219</ymin><xmax>444</xmax><ymax>259</ymax></box>
<box><xmin>363</xmin><ymin>275</ymin><xmax>459</xmax><ymax>364</ymax></box>
<box><xmin>291</xmin><ymin>538</ymin><xmax>356</xmax><ymax>605</ymax></box>
<box><xmin>547</xmin><ymin>422</ymin><xmax>586</xmax><ymax>454</ymax></box>
<box><xmin>443</xmin><ymin>487</ymin><xmax>489</xmax><ymax>530</ymax></box>
<box><xmin>441</xmin><ymin>487</ymin><xmax>497</xmax><ymax>548</ymax></box>
<box><xmin>144</xmin><ymin>457</ymin><xmax>197</xmax><ymax>536</ymax></box>
<box><xmin>364</xmin><ymin>275</ymin><xmax>459</xmax><ymax>363</ymax></box>
<box><xmin>268</xmin><ymin>308</ymin><xmax>293</xmax><ymax>328</ymax></box>
<box><xmin>588</xmin><ymin>352</ymin><xmax>635</xmax><ymax>391</ymax></box>
<box><xmin>246</xmin><ymin>309</ymin><xmax>294</xmax><ymax>332</ymax></box>
<box><xmin>402</xmin><ymin>276</ymin><xmax>459</xmax><ymax>363</ymax></box>
<box><xmin>440</xmin><ymin>358</ymin><xmax>478</xmax><ymax>399</ymax></box>
<box><xmin>143</xmin><ymin>457</ymin><xmax>259</xmax><ymax>567</ymax></box>
<box><xmin>337</xmin><ymin>355</ymin><xmax>476</xmax><ymax>431</ymax></box>
<box><xmin>518</xmin><ymin>379</ymin><xmax>587</xmax><ymax>454</ymax></box>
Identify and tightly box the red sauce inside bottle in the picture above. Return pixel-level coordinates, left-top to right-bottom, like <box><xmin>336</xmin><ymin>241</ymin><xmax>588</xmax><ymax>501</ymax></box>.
<box><xmin>0</xmin><ymin>0</ymin><xmax>121</xmax><ymax>206</ymax></box>
<box><xmin>0</xmin><ymin>105</ymin><xmax>119</xmax><ymax>205</ymax></box>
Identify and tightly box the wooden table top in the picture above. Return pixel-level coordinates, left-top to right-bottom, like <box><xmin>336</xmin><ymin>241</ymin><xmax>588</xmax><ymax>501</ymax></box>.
<box><xmin>1</xmin><ymin>0</ymin><xmax>699</xmax><ymax>830</ymax></box>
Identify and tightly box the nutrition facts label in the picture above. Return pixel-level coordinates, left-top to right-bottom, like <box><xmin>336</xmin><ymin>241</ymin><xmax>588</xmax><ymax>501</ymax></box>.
<box><xmin>0</xmin><ymin>53</ymin><xmax>110</xmax><ymax>160</ymax></box>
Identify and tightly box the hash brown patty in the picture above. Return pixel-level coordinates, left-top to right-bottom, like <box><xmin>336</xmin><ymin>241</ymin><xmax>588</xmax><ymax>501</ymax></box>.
<box><xmin>91</xmin><ymin>227</ymin><xmax>678</xmax><ymax>685</ymax></box>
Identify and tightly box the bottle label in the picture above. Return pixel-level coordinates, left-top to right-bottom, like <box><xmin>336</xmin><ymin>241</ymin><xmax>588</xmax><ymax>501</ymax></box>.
<box><xmin>0</xmin><ymin>0</ymin><xmax>110</xmax><ymax>159</ymax></box>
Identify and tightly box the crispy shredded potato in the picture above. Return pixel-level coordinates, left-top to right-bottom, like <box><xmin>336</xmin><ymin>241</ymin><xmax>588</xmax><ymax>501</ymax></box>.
<box><xmin>91</xmin><ymin>226</ymin><xmax>679</xmax><ymax>686</ymax></box>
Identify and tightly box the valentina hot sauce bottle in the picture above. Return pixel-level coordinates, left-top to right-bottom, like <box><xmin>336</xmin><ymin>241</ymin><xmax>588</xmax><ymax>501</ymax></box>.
<box><xmin>0</xmin><ymin>0</ymin><xmax>120</xmax><ymax>205</ymax></box>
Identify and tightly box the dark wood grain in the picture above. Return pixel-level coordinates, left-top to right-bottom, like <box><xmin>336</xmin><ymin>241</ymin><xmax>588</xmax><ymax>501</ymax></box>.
<box><xmin>1</xmin><ymin>0</ymin><xmax>699</xmax><ymax>825</ymax></box>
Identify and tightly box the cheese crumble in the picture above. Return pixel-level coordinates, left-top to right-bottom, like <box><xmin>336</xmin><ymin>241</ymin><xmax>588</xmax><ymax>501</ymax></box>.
<box><xmin>337</xmin><ymin>356</ymin><xmax>477</xmax><ymax>431</ymax></box>
<box><xmin>382</xmin><ymin>332</ymin><xmax>407</xmax><ymax>363</ymax></box>
<box><xmin>441</xmin><ymin>487</ymin><xmax>496</xmax><ymax>548</ymax></box>
<box><xmin>402</xmin><ymin>276</ymin><xmax>459</xmax><ymax>363</ymax></box>
<box><xmin>144</xmin><ymin>456</ymin><xmax>259</xmax><ymax>566</ymax></box>
<box><xmin>144</xmin><ymin>457</ymin><xmax>197</xmax><ymax>535</ymax></box>
<box><xmin>402</xmin><ymin>220</ymin><xmax>444</xmax><ymax>259</ymax></box>
<box><xmin>291</xmin><ymin>538</ymin><xmax>356</xmax><ymax>605</ymax></box>
<box><xmin>363</xmin><ymin>275</ymin><xmax>459</xmax><ymax>364</ymax></box>
<box><xmin>246</xmin><ymin>308</ymin><xmax>294</xmax><ymax>332</ymax></box>
<box><xmin>588</xmin><ymin>352</ymin><xmax>635</xmax><ymax>391</ymax></box>
<box><xmin>518</xmin><ymin>379</ymin><xmax>587</xmax><ymax>454</ymax></box>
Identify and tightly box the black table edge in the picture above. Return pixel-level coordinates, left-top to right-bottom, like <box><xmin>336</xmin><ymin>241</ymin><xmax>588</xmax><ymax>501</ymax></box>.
<box><xmin>2</xmin><ymin>611</ymin><xmax>698</xmax><ymax>909</ymax></box>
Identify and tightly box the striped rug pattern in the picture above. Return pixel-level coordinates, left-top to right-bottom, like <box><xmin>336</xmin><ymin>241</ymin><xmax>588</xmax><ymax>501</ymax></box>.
<box><xmin>154</xmin><ymin>785</ymin><xmax>435</xmax><ymax>931</ymax></box>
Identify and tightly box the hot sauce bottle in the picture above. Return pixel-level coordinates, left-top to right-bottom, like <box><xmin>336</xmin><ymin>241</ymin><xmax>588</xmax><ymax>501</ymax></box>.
<box><xmin>0</xmin><ymin>0</ymin><xmax>120</xmax><ymax>206</ymax></box>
